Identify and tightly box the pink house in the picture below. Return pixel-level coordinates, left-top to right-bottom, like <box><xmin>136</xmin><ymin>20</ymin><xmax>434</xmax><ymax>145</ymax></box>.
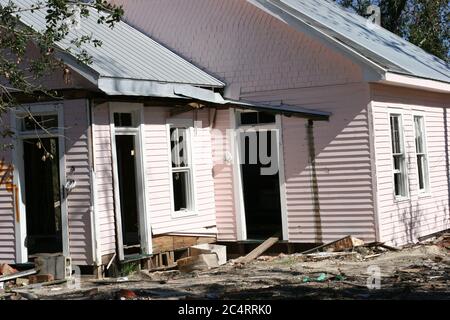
<box><xmin>0</xmin><ymin>0</ymin><xmax>449</xmax><ymax>272</ymax></box>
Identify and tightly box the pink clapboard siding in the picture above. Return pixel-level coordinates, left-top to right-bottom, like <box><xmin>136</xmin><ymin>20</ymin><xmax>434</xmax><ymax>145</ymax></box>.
<box><xmin>371</xmin><ymin>84</ymin><xmax>450</xmax><ymax>246</ymax></box>
<box><xmin>0</xmin><ymin>114</ymin><xmax>15</xmax><ymax>263</ymax></box>
<box><xmin>211</xmin><ymin>109</ymin><xmax>237</xmax><ymax>241</ymax></box>
<box><xmin>242</xmin><ymin>83</ymin><xmax>377</xmax><ymax>243</ymax></box>
<box><xmin>63</xmin><ymin>100</ymin><xmax>93</xmax><ymax>265</ymax></box>
<box><xmin>92</xmin><ymin>103</ymin><xmax>116</xmax><ymax>256</ymax></box>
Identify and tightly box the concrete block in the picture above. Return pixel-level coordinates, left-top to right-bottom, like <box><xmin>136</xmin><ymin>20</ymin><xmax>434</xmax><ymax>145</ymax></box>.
<box><xmin>34</xmin><ymin>254</ymin><xmax>72</xmax><ymax>280</ymax></box>
<box><xmin>177</xmin><ymin>254</ymin><xmax>219</xmax><ymax>273</ymax></box>
<box><xmin>190</xmin><ymin>244</ymin><xmax>227</xmax><ymax>265</ymax></box>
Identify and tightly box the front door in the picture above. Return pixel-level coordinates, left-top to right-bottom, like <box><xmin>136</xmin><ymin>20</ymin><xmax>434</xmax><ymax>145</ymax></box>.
<box><xmin>240</xmin><ymin>130</ymin><xmax>283</xmax><ymax>239</ymax></box>
<box><xmin>23</xmin><ymin>138</ymin><xmax>62</xmax><ymax>255</ymax></box>
<box><xmin>115</xmin><ymin>135</ymin><xmax>140</xmax><ymax>252</ymax></box>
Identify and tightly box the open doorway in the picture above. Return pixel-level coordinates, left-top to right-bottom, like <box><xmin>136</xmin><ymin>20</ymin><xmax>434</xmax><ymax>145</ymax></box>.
<box><xmin>110</xmin><ymin>105</ymin><xmax>150</xmax><ymax>261</ymax></box>
<box><xmin>239</xmin><ymin>128</ymin><xmax>283</xmax><ymax>240</ymax></box>
<box><xmin>115</xmin><ymin>134</ymin><xmax>140</xmax><ymax>255</ymax></box>
<box><xmin>23</xmin><ymin>138</ymin><xmax>62</xmax><ymax>255</ymax></box>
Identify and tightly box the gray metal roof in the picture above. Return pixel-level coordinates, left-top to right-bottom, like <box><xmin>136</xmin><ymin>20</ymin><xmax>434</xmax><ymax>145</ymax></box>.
<box><xmin>252</xmin><ymin>0</ymin><xmax>450</xmax><ymax>83</ymax></box>
<box><xmin>3</xmin><ymin>0</ymin><xmax>224</xmax><ymax>88</ymax></box>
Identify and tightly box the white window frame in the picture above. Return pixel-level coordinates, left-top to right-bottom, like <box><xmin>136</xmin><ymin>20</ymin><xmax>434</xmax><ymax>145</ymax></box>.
<box><xmin>413</xmin><ymin>114</ymin><xmax>431</xmax><ymax>194</ymax></box>
<box><xmin>109</xmin><ymin>102</ymin><xmax>151</xmax><ymax>260</ymax></box>
<box><xmin>389</xmin><ymin>113</ymin><xmax>409</xmax><ymax>200</ymax></box>
<box><xmin>167</xmin><ymin>119</ymin><xmax>196</xmax><ymax>218</ymax></box>
<box><xmin>10</xmin><ymin>103</ymin><xmax>69</xmax><ymax>263</ymax></box>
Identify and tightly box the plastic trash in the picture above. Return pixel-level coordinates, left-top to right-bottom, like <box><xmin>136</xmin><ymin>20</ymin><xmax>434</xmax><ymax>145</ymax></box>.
<box><xmin>316</xmin><ymin>273</ymin><xmax>327</xmax><ymax>282</ymax></box>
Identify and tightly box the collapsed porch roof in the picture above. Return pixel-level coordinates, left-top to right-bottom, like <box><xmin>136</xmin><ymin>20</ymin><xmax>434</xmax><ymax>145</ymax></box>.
<box><xmin>172</xmin><ymin>85</ymin><xmax>331</xmax><ymax>121</ymax></box>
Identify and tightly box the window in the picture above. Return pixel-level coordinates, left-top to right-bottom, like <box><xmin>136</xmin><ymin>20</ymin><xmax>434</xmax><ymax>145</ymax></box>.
<box><xmin>239</xmin><ymin>111</ymin><xmax>276</xmax><ymax>126</ymax></box>
<box><xmin>114</xmin><ymin>112</ymin><xmax>133</xmax><ymax>127</ymax></box>
<box><xmin>170</xmin><ymin>126</ymin><xmax>193</xmax><ymax>212</ymax></box>
<box><xmin>390</xmin><ymin>114</ymin><xmax>408</xmax><ymax>198</ymax></box>
<box><xmin>414</xmin><ymin>116</ymin><xmax>429</xmax><ymax>192</ymax></box>
<box><xmin>21</xmin><ymin>114</ymin><xmax>58</xmax><ymax>132</ymax></box>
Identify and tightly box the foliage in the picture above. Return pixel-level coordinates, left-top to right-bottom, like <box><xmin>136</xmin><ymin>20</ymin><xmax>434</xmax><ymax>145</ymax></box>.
<box><xmin>0</xmin><ymin>0</ymin><xmax>123</xmax><ymax>146</ymax></box>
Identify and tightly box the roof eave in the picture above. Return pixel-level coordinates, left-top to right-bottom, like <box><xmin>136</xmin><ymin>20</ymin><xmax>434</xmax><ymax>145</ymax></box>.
<box><xmin>380</xmin><ymin>72</ymin><xmax>450</xmax><ymax>94</ymax></box>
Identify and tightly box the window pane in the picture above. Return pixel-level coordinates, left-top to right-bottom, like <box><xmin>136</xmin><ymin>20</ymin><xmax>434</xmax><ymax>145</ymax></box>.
<box><xmin>394</xmin><ymin>172</ymin><xmax>403</xmax><ymax>196</ymax></box>
<box><xmin>172</xmin><ymin>171</ymin><xmax>189</xmax><ymax>211</ymax></box>
<box><xmin>417</xmin><ymin>155</ymin><xmax>425</xmax><ymax>190</ymax></box>
<box><xmin>170</xmin><ymin>127</ymin><xmax>188</xmax><ymax>167</ymax></box>
<box><xmin>393</xmin><ymin>155</ymin><xmax>401</xmax><ymax>171</ymax></box>
<box><xmin>390</xmin><ymin>115</ymin><xmax>401</xmax><ymax>153</ymax></box>
<box><xmin>240</xmin><ymin>112</ymin><xmax>276</xmax><ymax>125</ymax></box>
<box><xmin>240</xmin><ymin>112</ymin><xmax>258</xmax><ymax>125</ymax></box>
<box><xmin>258</xmin><ymin>112</ymin><xmax>276</xmax><ymax>124</ymax></box>
<box><xmin>114</xmin><ymin>113</ymin><xmax>133</xmax><ymax>127</ymax></box>
<box><xmin>414</xmin><ymin>116</ymin><xmax>424</xmax><ymax>153</ymax></box>
<box><xmin>22</xmin><ymin>115</ymin><xmax>58</xmax><ymax>131</ymax></box>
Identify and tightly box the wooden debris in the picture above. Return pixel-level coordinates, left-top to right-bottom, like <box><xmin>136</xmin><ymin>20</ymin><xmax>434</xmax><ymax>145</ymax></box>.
<box><xmin>365</xmin><ymin>241</ymin><xmax>400</xmax><ymax>251</ymax></box>
<box><xmin>90</xmin><ymin>277</ymin><xmax>139</xmax><ymax>285</ymax></box>
<box><xmin>235</xmin><ymin>237</ymin><xmax>279</xmax><ymax>264</ymax></box>
<box><xmin>364</xmin><ymin>253</ymin><xmax>382</xmax><ymax>260</ymax></box>
<box><xmin>301</xmin><ymin>236</ymin><xmax>364</xmax><ymax>254</ymax></box>
<box><xmin>303</xmin><ymin>251</ymin><xmax>357</xmax><ymax>260</ymax></box>
<box><xmin>0</xmin><ymin>263</ymin><xmax>18</xmax><ymax>276</ymax></box>
<box><xmin>0</xmin><ymin>268</ymin><xmax>37</xmax><ymax>283</ymax></box>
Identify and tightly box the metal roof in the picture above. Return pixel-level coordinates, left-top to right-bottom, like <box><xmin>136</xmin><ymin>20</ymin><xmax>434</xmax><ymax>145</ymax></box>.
<box><xmin>3</xmin><ymin>0</ymin><xmax>224</xmax><ymax>88</ymax></box>
<box><xmin>251</xmin><ymin>0</ymin><xmax>450</xmax><ymax>84</ymax></box>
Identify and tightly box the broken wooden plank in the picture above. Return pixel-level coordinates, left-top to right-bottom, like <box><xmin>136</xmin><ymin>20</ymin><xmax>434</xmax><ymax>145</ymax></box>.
<box><xmin>377</xmin><ymin>243</ymin><xmax>400</xmax><ymax>251</ymax></box>
<box><xmin>301</xmin><ymin>236</ymin><xmax>364</xmax><ymax>254</ymax></box>
<box><xmin>0</xmin><ymin>269</ymin><xmax>37</xmax><ymax>283</ymax></box>
<box><xmin>236</xmin><ymin>237</ymin><xmax>279</xmax><ymax>264</ymax></box>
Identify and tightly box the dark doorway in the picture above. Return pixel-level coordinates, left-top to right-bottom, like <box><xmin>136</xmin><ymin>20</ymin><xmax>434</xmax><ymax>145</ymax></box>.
<box><xmin>23</xmin><ymin>138</ymin><xmax>62</xmax><ymax>255</ymax></box>
<box><xmin>115</xmin><ymin>135</ymin><xmax>140</xmax><ymax>250</ymax></box>
<box><xmin>240</xmin><ymin>130</ymin><xmax>283</xmax><ymax>240</ymax></box>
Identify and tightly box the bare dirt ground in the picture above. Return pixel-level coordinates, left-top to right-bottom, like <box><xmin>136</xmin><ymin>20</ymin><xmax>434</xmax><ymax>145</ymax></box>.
<box><xmin>5</xmin><ymin>242</ymin><xmax>449</xmax><ymax>300</ymax></box>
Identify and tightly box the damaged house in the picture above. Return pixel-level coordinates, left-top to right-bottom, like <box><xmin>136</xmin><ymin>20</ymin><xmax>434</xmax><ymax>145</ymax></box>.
<box><xmin>0</xmin><ymin>0</ymin><xmax>449</xmax><ymax>273</ymax></box>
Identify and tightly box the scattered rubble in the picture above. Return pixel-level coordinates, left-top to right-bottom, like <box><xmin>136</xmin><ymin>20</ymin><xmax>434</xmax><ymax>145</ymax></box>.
<box><xmin>1</xmin><ymin>234</ymin><xmax>448</xmax><ymax>300</ymax></box>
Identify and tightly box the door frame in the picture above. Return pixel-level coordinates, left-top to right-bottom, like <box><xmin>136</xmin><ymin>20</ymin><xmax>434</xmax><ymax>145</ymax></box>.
<box><xmin>231</xmin><ymin>109</ymin><xmax>289</xmax><ymax>241</ymax></box>
<box><xmin>11</xmin><ymin>103</ymin><xmax>69</xmax><ymax>263</ymax></box>
<box><xmin>109</xmin><ymin>102</ymin><xmax>151</xmax><ymax>261</ymax></box>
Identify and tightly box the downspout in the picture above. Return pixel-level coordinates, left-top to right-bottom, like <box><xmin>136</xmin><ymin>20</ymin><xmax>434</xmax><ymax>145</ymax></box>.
<box><xmin>445</xmin><ymin>108</ymin><xmax>450</xmax><ymax>218</ymax></box>
<box><xmin>86</xmin><ymin>99</ymin><xmax>100</xmax><ymax>269</ymax></box>
<box><xmin>307</xmin><ymin>120</ymin><xmax>322</xmax><ymax>243</ymax></box>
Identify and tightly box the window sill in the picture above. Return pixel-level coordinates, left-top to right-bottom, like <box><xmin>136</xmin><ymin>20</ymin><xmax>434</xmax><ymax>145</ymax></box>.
<box><xmin>418</xmin><ymin>192</ymin><xmax>432</xmax><ymax>199</ymax></box>
<box><xmin>394</xmin><ymin>196</ymin><xmax>410</xmax><ymax>203</ymax></box>
<box><xmin>171</xmin><ymin>210</ymin><xmax>198</xmax><ymax>219</ymax></box>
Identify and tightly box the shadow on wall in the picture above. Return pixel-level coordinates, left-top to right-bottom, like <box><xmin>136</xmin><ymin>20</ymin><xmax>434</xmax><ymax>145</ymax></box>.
<box><xmin>395</xmin><ymin>201</ymin><xmax>450</xmax><ymax>245</ymax></box>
